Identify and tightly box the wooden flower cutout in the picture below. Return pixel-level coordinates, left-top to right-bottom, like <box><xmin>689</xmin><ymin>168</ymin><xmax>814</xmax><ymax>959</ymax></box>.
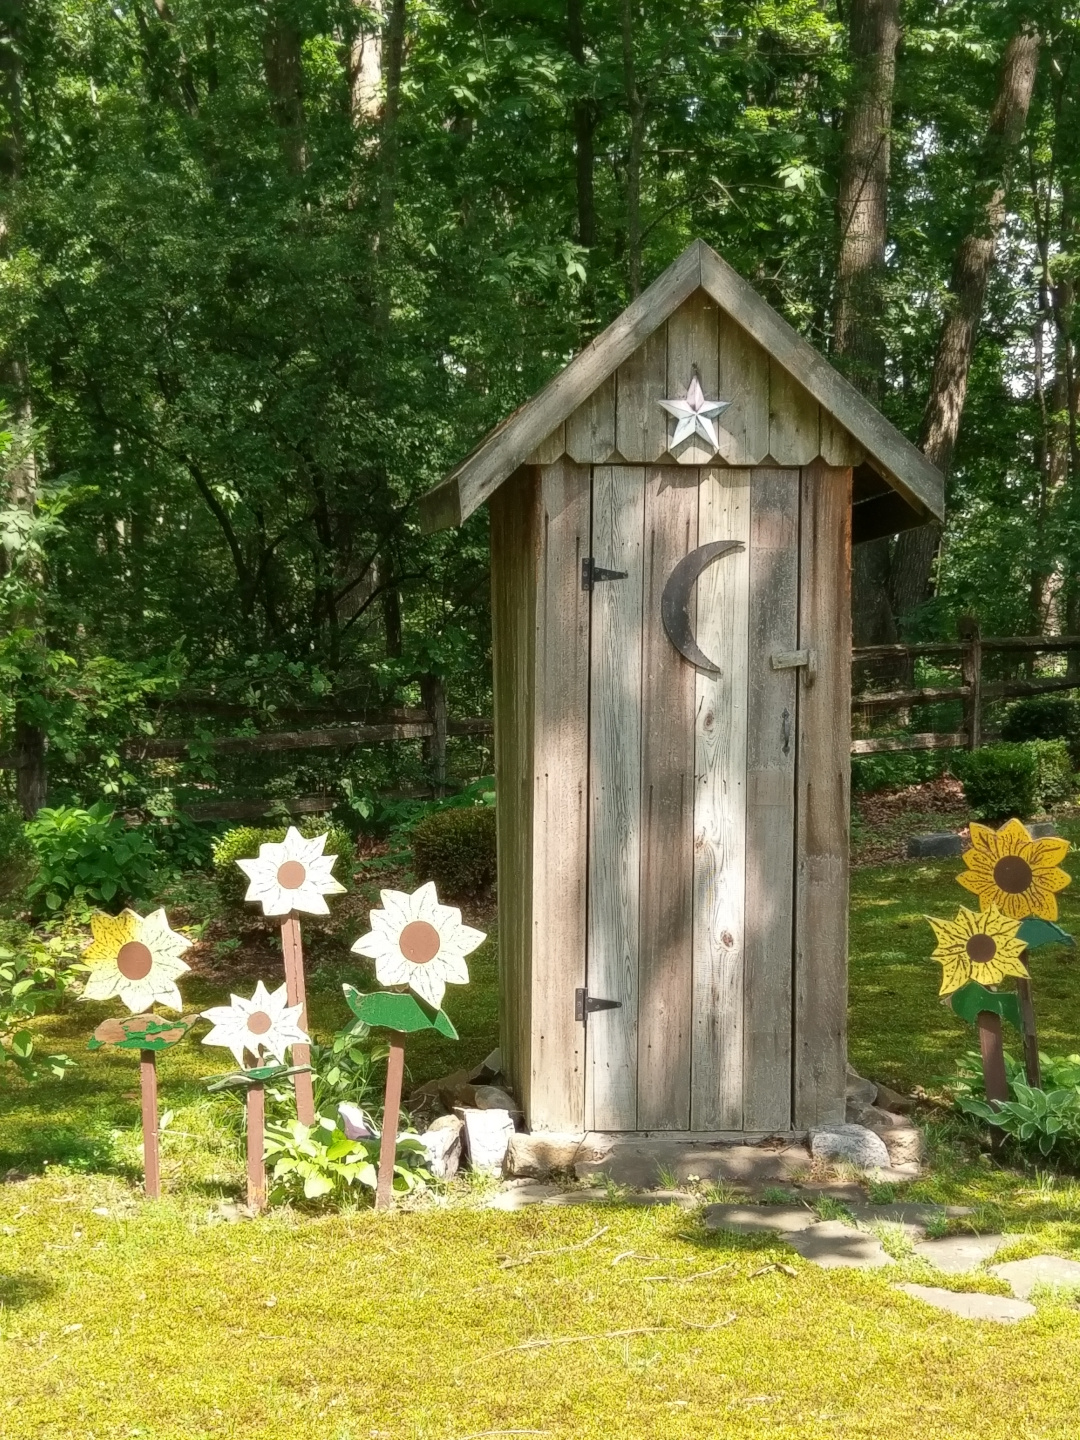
<box><xmin>82</xmin><ymin>908</ymin><xmax>192</xmax><ymax>1013</ymax></box>
<box><xmin>88</xmin><ymin>1014</ymin><xmax>196</xmax><ymax>1052</ymax></box>
<box><xmin>200</xmin><ymin>981</ymin><xmax>309</xmax><ymax>1068</ymax></box>
<box><xmin>957</xmin><ymin>818</ymin><xmax>1071</xmax><ymax>921</ymax></box>
<box><xmin>350</xmin><ymin>881</ymin><xmax>485</xmax><ymax>1010</ymax></box>
<box><xmin>927</xmin><ymin>905</ymin><xmax>1029</xmax><ymax>996</ymax></box>
<box><xmin>236</xmin><ymin>827</ymin><xmax>346</xmax><ymax>916</ymax></box>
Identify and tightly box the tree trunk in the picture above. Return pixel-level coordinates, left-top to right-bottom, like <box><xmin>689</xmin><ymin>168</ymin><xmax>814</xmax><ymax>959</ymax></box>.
<box><xmin>262</xmin><ymin>1</ymin><xmax>307</xmax><ymax>174</ymax></box>
<box><xmin>1</xmin><ymin>1</ymin><xmax>47</xmax><ymax>815</ymax></box>
<box><xmin>567</xmin><ymin>0</ymin><xmax>596</xmax><ymax>248</ymax></box>
<box><xmin>833</xmin><ymin>0</ymin><xmax>901</xmax><ymax>648</ymax></box>
<box><xmin>620</xmin><ymin>0</ymin><xmax>644</xmax><ymax>297</ymax></box>
<box><xmin>890</xmin><ymin>22</ymin><xmax>1041</xmax><ymax>625</ymax></box>
<box><xmin>345</xmin><ymin>0</ymin><xmax>383</xmax><ymax>125</ymax></box>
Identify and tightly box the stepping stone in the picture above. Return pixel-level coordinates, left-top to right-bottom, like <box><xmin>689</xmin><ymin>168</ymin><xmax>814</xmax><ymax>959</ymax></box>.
<box><xmin>896</xmin><ymin>1284</ymin><xmax>1035</xmax><ymax>1323</ymax></box>
<box><xmin>704</xmin><ymin>1204</ymin><xmax>816</xmax><ymax>1236</ymax></box>
<box><xmin>912</xmin><ymin>1234</ymin><xmax>1018</xmax><ymax>1273</ymax></box>
<box><xmin>792</xmin><ymin>1182</ymin><xmax>867</xmax><ymax>1205</ymax></box>
<box><xmin>846</xmin><ymin>1203</ymin><xmax>948</xmax><ymax>1236</ymax></box>
<box><xmin>989</xmin><ymin>1255</ymin><xmax>1080</xmax><ymax>1300</ymax></box>
<box><xmin>907</xmin><ymin>833</ymin><xmax>965</xmax><ymax>859</ymax></box>
<box><xmin>786</xmin><ymin>1221</ymin><xmax>894</xmax><ymax>1269</ymax></box>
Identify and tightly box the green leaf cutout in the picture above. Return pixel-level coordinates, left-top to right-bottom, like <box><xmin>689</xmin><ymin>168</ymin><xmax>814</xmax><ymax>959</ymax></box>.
<box><xmin>204</xmin><ymin>1063</ymin><xmax>311</xmax><ymax>1093</ymax></box>
<box><xmin>1017</xmin><ymin>916</ymin><xmax>1075</xmax><ymax>950</ymax></box>
<box><xmin>343</xmin><ymin>984</ymin><xmax>459</xmax><ymax>1039</ymax></box>
<box><xmin>950</xmin><ymin>981</ymin><xmax>1022</xmax><ymax>1033</ymax></box>
<box><xmin>433</xmin><ymin>1008</ymin><xmax>459</xmax><ymax>1040</ymax></box>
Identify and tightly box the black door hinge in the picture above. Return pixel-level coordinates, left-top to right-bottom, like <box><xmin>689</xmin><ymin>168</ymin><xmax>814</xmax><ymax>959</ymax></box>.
<box><xmin>581</xmin><ymin>557</ymin><xmax>628</xmax><ymax>591</ymax></box>
<box><xmin>575</xmin><ymin>987</ymin><xmax>623</xmax><ymax>1022</ymax></box>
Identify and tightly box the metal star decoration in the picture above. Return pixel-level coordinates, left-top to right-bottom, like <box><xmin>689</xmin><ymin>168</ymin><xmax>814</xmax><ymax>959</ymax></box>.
<box><xmin>658</xmin><ymin>374</ymin><xmax>732</xmax><ymax>451</ymax></box>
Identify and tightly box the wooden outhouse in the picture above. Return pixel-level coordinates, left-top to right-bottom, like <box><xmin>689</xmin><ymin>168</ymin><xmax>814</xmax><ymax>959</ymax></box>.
<box><xmin>420</xmin><ymin>240</ymin><xmax>944</xmax><ymax>1138</ymax></box>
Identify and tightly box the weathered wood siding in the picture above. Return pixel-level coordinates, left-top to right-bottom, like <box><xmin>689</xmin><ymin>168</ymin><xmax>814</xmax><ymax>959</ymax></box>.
<box><xmin>525</xmin><ymin>291</ymin><xmax>866</xmax><ymax>472</ymax></box>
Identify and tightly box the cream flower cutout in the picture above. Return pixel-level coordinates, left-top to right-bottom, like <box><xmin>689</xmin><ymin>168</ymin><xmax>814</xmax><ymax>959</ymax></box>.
<box><xmin>82</xmin><ymin>908</ymin><xmax>191</xmax><ymax>1013</ymax></box>
<box><xmin>200</xmin><ymin>981</ymin><xmax>309</xmax><ymax>1069</ymax></box>
<box><xmin>236</xmin><ymin>827</ymin><xmax>346</xmax><ymax>916</ymax></box>
<box><xmin>351</xmin><ymin>881</ymin><xmax>485</xmax><ymax>1010</ymax></box>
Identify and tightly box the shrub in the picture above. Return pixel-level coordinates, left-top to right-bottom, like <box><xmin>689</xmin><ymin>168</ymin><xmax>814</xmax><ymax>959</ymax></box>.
<box><xmin>212</xmin><ymin>821</ymin><xmax>353</xmax><ymax>916</ymax></box>
<box><xmin>23</xmin><ymin>803</ymin><xmax>160</xmax><ymax>914</ymax></box>
<box><xmin>1028</xmin><ymin>739</ymin><xmax>1074</xmax><ymax>809</ymax></box>
<box><xmin>411</xmin><ymin>804</ymin><xmax>497</xmax><ymax>900</ymax></box>
<box><xmin>1002</xmin><ymin>695</ymin><xmax>1080</xmax><ymax>764</ymax></box>
<box><xmin>953</xmin><ymin>743</ymin><xmax>1039</xmax><ymax>822</ymax></box>
<box><xmin>850</xmin><ymin>750</ymin><xmax>953</xmax><ymax>794</ymax></box>
<box><xmin>0</xmin><ymin>808</ymin><xmax>36</xmax><ymax>910</ymax></box>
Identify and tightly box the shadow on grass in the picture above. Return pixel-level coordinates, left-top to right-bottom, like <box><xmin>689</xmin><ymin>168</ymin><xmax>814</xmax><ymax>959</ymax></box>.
<box><xmin>0</xmin><ymin>1270</ymin><xmax>57</xmax><ymax>1310</ymax></box>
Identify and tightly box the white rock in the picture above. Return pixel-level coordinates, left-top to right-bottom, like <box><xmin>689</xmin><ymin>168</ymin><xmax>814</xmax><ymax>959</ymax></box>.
<box><xmin>810</xmin><ymin>1123</ymin><xmax>891</xmax><ymax>1171</ymax></box>
<box><xmin>418</xmin><ymin>1115</ymin><xmax>463</xmax><ymax>1180</ymax></box>
<box><xmin>456</xmin><ymin>1107</ymin><xmax>515</xmax><ymax>1176</ymax></box>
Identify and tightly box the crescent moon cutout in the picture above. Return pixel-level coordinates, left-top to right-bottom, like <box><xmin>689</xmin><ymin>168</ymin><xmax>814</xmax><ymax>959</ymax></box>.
<box><xmin>661</xmin><ymin>540</ymin><xmax>746</xmax><ymax>674</ymax></box>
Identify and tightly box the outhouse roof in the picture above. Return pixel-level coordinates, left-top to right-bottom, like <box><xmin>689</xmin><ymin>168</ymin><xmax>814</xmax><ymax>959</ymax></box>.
<box><xmin>419</xmin><ymin>239</ymin><xmax>944</xmax><ymax>538</ymax></box>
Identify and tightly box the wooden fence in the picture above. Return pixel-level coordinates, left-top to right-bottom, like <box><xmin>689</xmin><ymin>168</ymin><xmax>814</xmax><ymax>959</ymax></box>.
<box><xmin>5</xmin><ymin>623</ymin><xmax>1080</xmax><ymax>815</ymax></box>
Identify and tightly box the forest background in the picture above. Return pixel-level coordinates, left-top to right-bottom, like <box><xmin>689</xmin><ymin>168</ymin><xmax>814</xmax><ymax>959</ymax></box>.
<box><xmin>1</xmin><ymin>0</ymin><xmax>1078</xmax><ymax>823</ymax></box>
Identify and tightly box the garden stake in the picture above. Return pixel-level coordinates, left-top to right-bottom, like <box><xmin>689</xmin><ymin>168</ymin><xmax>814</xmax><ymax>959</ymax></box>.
<box><xmin>246</xmin><ymin>1082</ymin><xmax>266</xmax><ymax>1210</ymax></box>
<box><xmin>1015</xmin><ymin>960</ymin><xmax>1041</xmax><ymax>1089</ymax></box>
<box><xmin>375</xmin><ymin>1040</ymin><xmax>406</xmax><ymax>1212</ymax></box>
<box><xmin>280</xmin><ymin>913</ymin><xmax>316</xmax><ymax>1126</ymax></box>
<box><xmin>977</xmin><ymin>1010</ymin><xmax>1009</xmax><ymax>1152</ymax></box>
<box><xmin>140</xmin><ymin>1048</ymin><xmax>161</xmax><ymax>1199</ymax></box>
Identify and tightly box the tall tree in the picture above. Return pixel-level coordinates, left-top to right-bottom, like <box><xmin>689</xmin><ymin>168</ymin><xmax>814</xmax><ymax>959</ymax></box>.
<box><xmin>890</xmin><ymin>19</ymin><xmax>1042</xmax><ymax>624</ymax></box>
<box><xmin>833</xmin><ymin>0</ymin><xmax>902</xmax><ymax>646</ymax></box>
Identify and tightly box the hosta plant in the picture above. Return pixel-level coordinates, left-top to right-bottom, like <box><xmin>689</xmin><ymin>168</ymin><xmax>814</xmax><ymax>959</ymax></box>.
<box><xmin>263</xmin><ymin>1115</ymin><xmax>430</xmax><ymax>1204</ymax></box>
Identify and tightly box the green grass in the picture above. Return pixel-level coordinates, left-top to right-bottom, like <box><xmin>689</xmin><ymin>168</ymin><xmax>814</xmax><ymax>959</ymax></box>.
<box><xmin>3</xmin><ymin>845</ymin><xmax>1080</xmax><ymax>1438</ymax></box>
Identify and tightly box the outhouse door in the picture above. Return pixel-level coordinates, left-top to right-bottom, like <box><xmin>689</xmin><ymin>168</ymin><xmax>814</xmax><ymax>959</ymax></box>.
<box><xmin>582</xmin><ymin>461</ymin><xmax>848</xmax><ymax>1134</ymax></box>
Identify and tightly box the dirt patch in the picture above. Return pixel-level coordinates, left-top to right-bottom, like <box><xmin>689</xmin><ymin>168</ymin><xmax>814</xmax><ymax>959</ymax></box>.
<box><xmin>851</xmin><ymin>776</ymin><xmax>970</xmax><ymax>868</ymax></box>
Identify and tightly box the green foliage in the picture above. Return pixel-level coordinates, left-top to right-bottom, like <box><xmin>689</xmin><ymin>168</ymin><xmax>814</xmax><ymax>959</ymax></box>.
<box><xmin>263</xmin><ymin>1116</ymin><xmax>430</xmax><ymax>1204</ymax></box>
<box><xmin>0</xmin><ymin>808</ymin><xmax>36</xmax><ymax>910</ymax></box>
<box><xmin>1002</xmin><ymin>697</ymin><xmax>1080</xmax><ymax>764</ymax></box>
<box><xmin>1027</xmin><ymin>740</ymin><xmax>1075</xmax><ymax>810</ymax></box>
<box><xmin>23</xmin><ymin>804</ymin><xmax>160</xmax><ymax>915</ymax></box>
<box><xmin>850</xmin><ymin>750</ymin><xmax>953</xmax><ymax>794</ymax></box>
<box><xmin>411</xmin><ymin>804</ymin><xmax>497</xmax><ymax>901</ymax></box>
<box><xmin>953</xmin><ymin>744</ymin><xmax>1039</xmax><ymax>822</ymax></box>
<box><xmin>211</xmin><ymin>822</ymin><xmax>352</xmax><ymax>916</ymax></box>
<box><xmin>0</xmin><ymin>933</ymin><xmax>78</xmax><ymax>1081</ymax></box>
<box><xmin>952</xmin><ymin>1050</ymin><xmax>1080</xmax><ymax>1163</ymax></box>
<box><xmin>308</xmin><ymin>1019</ymin><xmax>388</xmax><ymax>1119</ymax></box>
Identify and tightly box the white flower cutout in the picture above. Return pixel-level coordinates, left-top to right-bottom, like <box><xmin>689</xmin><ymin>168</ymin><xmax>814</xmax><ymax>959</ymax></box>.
<box><xmin>82</xmin><ymin>908</ymin><xmax>192</xmax><ymax>1014</ymax></box>
<box><xmin>350</xmin><ymin>881</ymin><xmax>485</xmax><ymax>1011</ymax></box>
<box><xmin>200</xmin><ymin>981</ymin><xmax>309</xmax><ymax>1069</ymax></box>
<box><xmin>236</xmin><ymin>827</ymin><xmax>346</xmax><ymax>916</ymax></box>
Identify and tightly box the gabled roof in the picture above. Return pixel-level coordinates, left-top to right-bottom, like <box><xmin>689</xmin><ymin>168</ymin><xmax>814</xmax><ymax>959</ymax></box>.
<box><xmin>418</xmin><ymin>239</ymin><xmax>944</xmax><ymax>535</ymax></box>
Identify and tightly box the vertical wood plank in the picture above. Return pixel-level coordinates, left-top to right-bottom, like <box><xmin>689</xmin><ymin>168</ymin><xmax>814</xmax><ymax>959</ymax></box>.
<box><xmin>820</xmin><ymin>409</ymin><xmax>864</xmax><ymax>467</ymax></box>
<box><xmin>566</xmin><ymin>373</ymin><xmax>617</xmax><ymax>463</ymax></box>
<box><xmin>637</xmin><ymin>466</ymin><xmax>698</xmax><ymax>1130</ymax></box>
<box><xmin>715</xmin><ymin>312</ymin><xmax>770</xmax><ymax>465</ymax></box>
<box><xmin>587</xmin><ymin>464</ymin><xmax>645</xmax><ymax>1131</ymax></box>
<box><xmin>615</xmin><ymin>329</ymin><xmax>669</xmax><ymax>462</ymax></box>
<box><xmin>140</xmin><ymin>1050</ymin><xmax>160</xmax><ymax>1200</ymax></box>
<box><xmin>794</xmin><ymin>460</ymin><xmax>852</xmax><ymax>1128</ymax></box>
<box><xmin>666</xmin><ymin>294</ymin><xmax>719</xmax><ymax>465</ymax></box>
<box><xmin>490</xmin><ymin>467</ymin><xmax>539</xmax><ymax>1116</ymax></box>
<box><xmin>769</xmin><ymin>359</ymin><xmax>820</xmax><ymax>465</ymax></box>
<box><xmin>691</xmin><ymin>467</ymin><xmax>750</xmax><ymax>1131</ymax></box>
<box><xmin>742</xmin><ymin>468</ymin><xmax>800</xmax><ymax>1132</ymax></box>
<box><xmin>530</xmin><ymin>458</ymin><xmax>591</xmax><ymax>1131</ymax></box>
<box><xmin>526</xmin><ymin>423</ymin><xmax>566</xmax><ymax>466</ymax></box>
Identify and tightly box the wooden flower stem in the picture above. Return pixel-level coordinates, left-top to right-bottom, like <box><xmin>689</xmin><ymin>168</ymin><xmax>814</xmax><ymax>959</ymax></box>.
<box><xmin>247</xmin><ymin>1082</ymin><xmax>266</xmax><ymax>1210</ymax></box>
<box><xmin>1015</xmin><ymin>953</ymin><xmax>1041</xmax><ymax>1089</ymax></box>
<box><xmin>977</xmin><ymin>1011</ymin><xmax>1009</xmax><ymax>1154</ymax></box>
<box><xmin>280</xmin><ymin>913</ymin><xmax>316</xmax><ymax>1126</ymax></box>
<box><xmin>374</xmin><ymin>1040</ymin><xmax>406</xmax><ymax>1212</ymax></box>
<box><xmin>140</xmin><ymin>1049</ymin><xmax>161</xmax><ymax>1200</ymax></box>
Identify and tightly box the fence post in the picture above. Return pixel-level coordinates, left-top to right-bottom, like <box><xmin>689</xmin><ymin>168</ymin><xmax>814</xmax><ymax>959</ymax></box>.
<box><xmin>958</xmin><ymin>615</ymin><xmax>982</xmax><ymax>750</ymax></box>
<box><xmin>421</xmin><ymin>674</ymin><xmax>447</xmax><ymax>795</ymax></box>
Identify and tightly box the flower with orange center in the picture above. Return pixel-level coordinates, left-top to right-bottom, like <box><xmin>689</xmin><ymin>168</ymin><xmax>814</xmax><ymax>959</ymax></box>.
<box><xmin>199</xmin><ymin>981</ymin><xmax>308</xmax><ymax>1068</ymax></box>
<box><xmin>956</xmin><ymin>818</ymin><xmax>1071</xmax><ymax>921</ymax></box>
<box><xmin>927</xmin><ymin>904</ymin><xmax>1029</xmax><ymax>996</ymax></box>
<box><xmin>82</xmin><ymin>908</ymin><xmax>191</xmax><ymax>1013</ymax></box>
<box><xmin>235</xmin><ymin>827</ymin><xmax>346</xmax><ymax>916</ymax></box>
<box><xmin>350</xmin><ymin>882</ymin><xmax>485</xmax><ymax>1010</ymax></box>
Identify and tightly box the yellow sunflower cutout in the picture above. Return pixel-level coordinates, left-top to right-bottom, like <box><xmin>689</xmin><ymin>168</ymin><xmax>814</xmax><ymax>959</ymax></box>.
<box><xmin>82</xmin><ymin>908</ymin><xmax>191</xmax><ymax>1013</ymax></box>
<box><xmin>957</xmin><ymin>818</ymin><xmax>1071</xmax><ymax>920</ymax></box>
<box><xmin>927</xmin><ymin>905</ymin><xmax>1029</xmax><ymax>996</ymax></box>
